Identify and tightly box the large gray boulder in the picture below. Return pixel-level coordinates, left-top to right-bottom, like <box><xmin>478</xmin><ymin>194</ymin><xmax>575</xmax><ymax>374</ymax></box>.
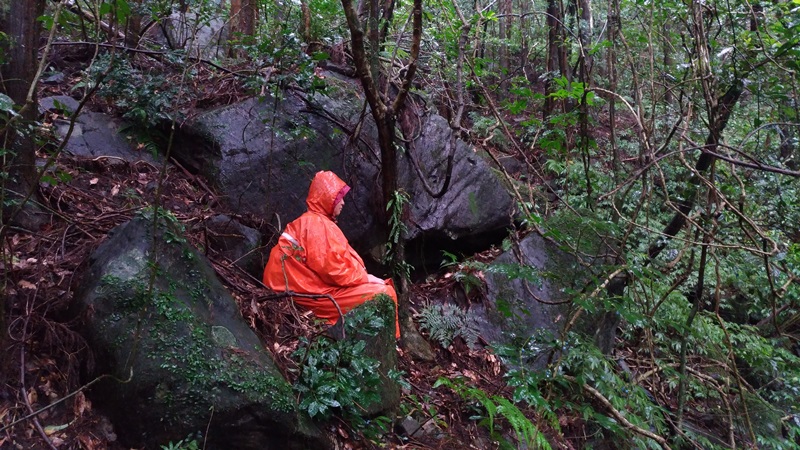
<box><xmin>472</xmin><ymin>229</ymin><xmax>623</xmax><ymax>366</ymax></box>
<box><xmin>198</xmin><ymin>214</ymin><xmax>264</xmax><ymax>277</ymax></box>
<box><xmin>398</xmin><ymin>114</ymin><xmax>514</xmax><ymax>261</ymax></box>
<box><xmin>39</xmin><ymin>94</ymin><xmax>159</xmax><ymax>164</ymax></box>
<box><xmin>171</xmin><ymin>90</ymin><xmax>382</xmax><ymax>251</ymax></box>
<box><xmin>75</xmin><ymin>214</ymin><xmax>328</xmax><ymax>449</ymax></box>
<box><xmin>171</xmin><ymin>75</ymin><xmax>514</xmax><ymax>262</ymax></box>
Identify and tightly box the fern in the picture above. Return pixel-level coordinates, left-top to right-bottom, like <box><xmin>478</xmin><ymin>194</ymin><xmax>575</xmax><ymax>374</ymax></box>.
<box><xmin>434</xmin><ymin>377</ymin><xmax>552</xmax><ymax>449</ymax></box>
<box><xmin>416</xmin><ymin>303</ymin><xmax>480</xmax><ymax>349</ymax></box>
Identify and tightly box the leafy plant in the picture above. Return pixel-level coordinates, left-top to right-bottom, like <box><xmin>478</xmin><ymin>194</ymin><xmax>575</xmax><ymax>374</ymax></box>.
<box><xmin>440</xmin><ymin>250</ymin><xmax>484</xmax><ymax>295</ymax></box>
<box><xmin>434</xmin><ymin>377</ymin><xmax>552</xmax><ymax>449</ymax></box>
<box><xmin>160</xmin><ymin>436</ymin><xmax>200</xmax><ymax>450</ymax></box>
<box><xmin>416</xmin><ymin>302</ymin><xmax>480</xmax><ymax>349</ymax></box>
<box><xmin>86</xmin><ymin>53</ymin><xmax>180</xmax><ymax>129</ymax></box>
<box><xmin>291</xmin><ymin>297</ymin><xmax>392</xmax><ymax>421</ymax></box>
<box><xmin>384</xmin><ymin>189</ymin><xmax>413</xmax><ymax>279</ymax></box>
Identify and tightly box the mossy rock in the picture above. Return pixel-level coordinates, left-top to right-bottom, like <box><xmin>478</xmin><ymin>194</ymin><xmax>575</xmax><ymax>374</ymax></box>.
<box><xmin>346</xmin><ymin>294</ymin><xmax>401</xmax><ymax>417</ymax></box>
<box><xmin>75</xmin><ymin>213</ymin><xmax>328</xmax><ymax>449</ymax></box>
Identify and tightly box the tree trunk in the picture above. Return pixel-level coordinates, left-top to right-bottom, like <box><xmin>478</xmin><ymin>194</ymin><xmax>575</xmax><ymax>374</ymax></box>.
<box><xmin>0</xmin><ymin>0</ymin><xmax>47</xmax><ymax>377</ymax></box>
<box><xmin>1</xmin><ymin>0</ymin><xmax>47</xmax><ymax>230</ymax></box>
<box><xmin>544</xmin><ymin>0</ymin><xmax>567</xmax><ymax>118</ymax></box>
<box><xmin>662</xmin><ymin>20</ymin><xmax>673</xmax><ymax>105</ymax></box>
<box><xmin>341</xmin><ymin>0</ymin><xmax>433</xmax><ymax>357</ymax></box>
<box><xmin>647</xmin><ymin>81</ymin><xmax>744</xmax><ymax>260</ymax></box>
<box><xmin>607</xmin><ymin>0</ymin><xmax>619</xmax><ymax>183</ymax></box>
<box><xmin>498</xmin><ymin>0</ymin><xmax>512</xmax><ymax>88</ymax></box>
<box><xmin>301</xmin><ymin>0</ymin><xmax>312</xmax><ymax>44</ymax></box>
<box><xmin>229</xmin><ymin>0</ymin><xmax>257</xmax><ymax>57</ymax></box>
<box><xmin>575</xmin><ymin>0</ymin><xmax>592</xmax><ymax>76</ymax></box>
<box><xmin>126</xmin><ymin>0</ymin><xmax>144</xmax><ymax>47</ymax></box>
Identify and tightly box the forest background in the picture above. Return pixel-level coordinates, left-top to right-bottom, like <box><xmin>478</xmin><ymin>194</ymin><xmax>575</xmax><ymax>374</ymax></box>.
<box><xmin>1</xmin><ymin>0</ymin><xmax>799</xmax><ymax>448</ymax></box>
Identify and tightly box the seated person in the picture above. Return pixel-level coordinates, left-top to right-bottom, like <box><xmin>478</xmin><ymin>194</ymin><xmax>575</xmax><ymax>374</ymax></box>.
<box><xmin>263</xmin><ymin>171</ymin><xmax>400</xmax><ymax>338</ymax></box>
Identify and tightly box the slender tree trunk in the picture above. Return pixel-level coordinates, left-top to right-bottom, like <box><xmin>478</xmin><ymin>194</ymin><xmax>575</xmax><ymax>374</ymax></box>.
<box><xmin>662</xmin><ymin>20</ymin><xmax>674</xmax><ymax>105</ymax></box>
<box><xmin>574</xmin><ymin>0</ymin><xmax>593</xmax><ymax>205</ymax></box>
<box><xmin>544</xmin><ymin>0</ymin><xmax>567</xmax><ymax>118</ymax></box>
<box><xmin>607</xmin><ymin>0</ymin><xmax>620</xmax><ymax>184</ymax></box>
<box><xmin>379</xmin><ymin>0</ymin><xmax>396</xmax><ymax>45</ymax></box>
<box><xmin>576</xmin><ymin>0</ymin><xmax>592</xmax><ymax>76</ymax></box>
<box><xmin>341</xmin><ymin>0</ymin><xmax>434</xmax><ymax>358</ymax></box>
<box><xmin>498</xmin><ymin>0</ymin><xmax>512</xmax><ymax>88</ymax></box>
<box><xmin>301</xmin><ymin>0</ymin><xmax>312</xmax><ymax>44</ymax></box>
<box><xmin>0</xmin><ymin>0</ymin><xmax>47</xmax><ymax>376</ymax></box>
<box><xmin>647</xmin><ymin>83</ymin><xmax>743</xmax><ymax>260</ymax></box>
<box><xmin>1</xmin><ymin>0</ymin><xmax>47</xmax><ymax>230</ymax></box>
<box><xmin>229</xmin><ymin>0</ymin><xmax>257</xmax><ymax>57</ymax></box>
<box><xmin>126</xmin><ymin>0</ymin><xmax>144</xmax><ymax>47</ymax></box>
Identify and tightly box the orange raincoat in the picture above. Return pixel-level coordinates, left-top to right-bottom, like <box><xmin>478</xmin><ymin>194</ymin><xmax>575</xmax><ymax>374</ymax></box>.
<box><xmin>263</xmin><ymin>171</ymin><xmax>400</xmax><ymax>338</ymax></box>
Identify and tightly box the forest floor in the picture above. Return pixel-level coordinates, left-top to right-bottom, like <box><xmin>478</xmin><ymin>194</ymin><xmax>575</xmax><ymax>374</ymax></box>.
<box><xmin>0</xmin><ymin>145</ymin><xmax>581</xmax><ymax>449</ymax></box>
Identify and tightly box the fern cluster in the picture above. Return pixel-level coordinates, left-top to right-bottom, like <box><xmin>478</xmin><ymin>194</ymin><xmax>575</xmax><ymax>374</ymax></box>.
<box><xmin>434</xmin><ymin>377</ymin><xmax>553</xmax><ymax>449</ymax></box>
<box><xmin>416</xmin><ymin>302</ymin><xmax>481</xmax><ymax>350</ymax></box>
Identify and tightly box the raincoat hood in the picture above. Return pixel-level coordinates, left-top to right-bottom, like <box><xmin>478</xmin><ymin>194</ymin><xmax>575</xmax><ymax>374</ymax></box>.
<box><xmin>306</xmin><ymin>171</ymin><xmax>350</xmax><ymax>217</ymax></box>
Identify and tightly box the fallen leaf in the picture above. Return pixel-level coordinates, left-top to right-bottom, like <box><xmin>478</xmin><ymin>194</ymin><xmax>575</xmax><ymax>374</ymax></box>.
<box><xmin>78</xmin><ymin>434</ymin><xmax>98</xmax><ymax>450</ymax></box>
<box><xmin>44</xmin><ymin>422</ymin><xmax>73</xmax><ymax>436</ymax></box>
<box><xmin>26</xmin><ymin>387</ymin><xmax>37</xmax><ymax>404</ymax></box>
<box><xmin>18</xmin><ymin>280</ymin><xmax>37</xmax><ymax>290</ymax></box>
<box><xmin>74</xmin><ymin>391</ymin><xmax>91</xmax><ymax>417</ymax></box>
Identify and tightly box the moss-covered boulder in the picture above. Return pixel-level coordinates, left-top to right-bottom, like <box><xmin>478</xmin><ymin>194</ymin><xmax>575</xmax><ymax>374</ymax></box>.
<box><xmin>75</xmin><ymin>213</ymin><xmax>328</xmax><ymax>449</ymax></box>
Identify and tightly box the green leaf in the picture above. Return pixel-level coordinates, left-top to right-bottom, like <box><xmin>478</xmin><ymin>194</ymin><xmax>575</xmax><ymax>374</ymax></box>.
<box><xmin>37</xmin><ymin>14</ymin><xmax>54</xmax><ymax>30</ymax></box>
<box><xmin>0</xmin><ymin>93</ymin><xmax>17</xmax><ymax>115</ymax></box>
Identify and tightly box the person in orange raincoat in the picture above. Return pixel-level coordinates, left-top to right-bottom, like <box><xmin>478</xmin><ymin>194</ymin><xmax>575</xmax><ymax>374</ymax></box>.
<box><xmin>263</xmin><ymin>171</ymin><xmax>400</xmax><ymax>338</ymax></box>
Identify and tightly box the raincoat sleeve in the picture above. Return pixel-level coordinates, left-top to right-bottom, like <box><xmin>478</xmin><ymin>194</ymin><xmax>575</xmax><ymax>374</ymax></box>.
<box><xmin>302</xmin><ymin>216</ymin><xmax>369</xmax><ymax>287</ymax></box>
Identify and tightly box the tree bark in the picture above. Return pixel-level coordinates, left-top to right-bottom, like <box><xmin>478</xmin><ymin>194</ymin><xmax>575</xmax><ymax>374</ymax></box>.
<box><xmin>0</xmin><ymin>0</ymin><xmax>47</xmax><ymax>377</ymax></box>
<box><xmin>229</xmin><ymin>0</ymin><xmax>257</xmax><ymax>57</ymax></box>
<box><xmin>1</xmin><ymin>0</ymin><xmax>47</xmax><ymax>230</ymax></box>
<box><xmin>544</xmin><ymin>0</ymin><xmax>568</xmax><ymax>118</ymax></box>
<box><xmin>607</xmin><ymin>0</ymin><xmax>619</xmax><ymax>182</ymax></box>
<box><xmin>498</xmin><ymin>0</ymin><xmax>512</xmax><ymax>88</ymax></box>
<box><xmin>301</xmin><ymin>0</ymin><xmax>312</xmax><ymax>44</ymax></box>
<box><xmin>576</xmin><ymin>0</ymin><xmax>593</xmax><ymax>77</ymax></box>
<box><xmin>126</xmin><ymin>0</ymin><xmax>144</xmax><ymax>47</ymax></box>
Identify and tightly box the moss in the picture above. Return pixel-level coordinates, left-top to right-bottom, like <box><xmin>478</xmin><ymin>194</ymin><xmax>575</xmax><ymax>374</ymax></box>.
<box><xmin>95</xmin><ymin>270</ymin><xmax>295</xmax><ymax>427</ymax></box>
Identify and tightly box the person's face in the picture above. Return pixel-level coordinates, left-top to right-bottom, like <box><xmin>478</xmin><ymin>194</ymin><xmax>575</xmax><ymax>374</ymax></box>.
<box><xmin>333</xmin><ymin>199</ymin><xmax>344</xmax><ymax>218</ymax></box>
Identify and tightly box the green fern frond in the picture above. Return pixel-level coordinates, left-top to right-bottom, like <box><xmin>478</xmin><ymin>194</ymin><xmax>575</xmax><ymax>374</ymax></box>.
<box><xmin>434</xmin><ymin>377</ymin><xmax>553</xmax><ymax>449</ymax></box>
<box><xmin>416</xmin><ymin>303</ymin><xmax>481</xmax><ymax>349</ymax></box>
